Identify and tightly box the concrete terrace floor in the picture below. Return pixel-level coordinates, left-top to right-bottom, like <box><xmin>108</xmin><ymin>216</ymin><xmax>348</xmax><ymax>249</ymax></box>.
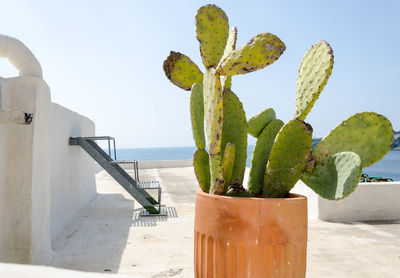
<box><xmin>51</xmin><ymin>167</ymin><xmax>400</xmax><ymax>278</ymax></box>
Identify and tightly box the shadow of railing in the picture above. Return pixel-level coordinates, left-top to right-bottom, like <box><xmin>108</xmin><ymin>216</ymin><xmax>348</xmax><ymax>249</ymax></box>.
<box><xmin>131</xmin><ymin>206</ymin><xmax>178</xmax><ymax>227</ymax></box>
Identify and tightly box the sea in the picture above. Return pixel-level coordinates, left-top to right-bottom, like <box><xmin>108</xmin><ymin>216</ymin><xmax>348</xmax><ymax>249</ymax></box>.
<box><xmin>116</xmin><ymin>147</ymin><xmax>400</xmax><ymax>181</ymax></box>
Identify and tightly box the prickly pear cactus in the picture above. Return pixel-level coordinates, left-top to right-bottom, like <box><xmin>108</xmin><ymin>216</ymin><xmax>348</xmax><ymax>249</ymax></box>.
<box><xmin>190</xmin><ymin>83</ymin><xmax>206</xmax><ymax>149</ymax></box>
<box><xmin>221</xmin><ymin>27</ymin><xmax>237</xmax><ymax>90</ymax></box>
<box><xmin>222</xmin><ymin>142</ymin><xmax>235</xmax><ymax>192</ymax></box>
<box><xmin>312</xmin><ymin>112</ymin><xmax>393</xmax><ymax>168</ymax></box>
<box><xmin>302</xmin><ymin>151</ymin><xmax>362</xmax><ymax>200</ymax></box>
<box><xmin>247</xmin><ymin>108</ymin><xmax>276</xmax><ymax>138</ymax></box>
<box><xmin>163</xmin><ymin>51</ymin><xmax>204</xmax><ymax>91</ymax></box>
<box><xmin>193</xmin><ymin>149</ymin><xmax>211</xmax><ymax>193</ymax></box>
<box><xmin>294</xmin><ymin>41</ymin><xmax>334</xmax><ymax>120</ymax></box>
<box><xmin>248</xmin><ymin>119</ymin><xmax>284</xmax><ymax>195</ymax></box>
<box><xmin>263</xmin><ymin>120</ymin><xmax>313</xmax><ymax>197</ymax></box>
<box><xmin>163</xmin><ymin>4</ymin><xmax>393</xmax><ymax>201</ymax></box>
<box><xmin>195</xmin><ymin>4</ymin><xmax>229</xmax><ymax>68</ymax></box>
<box><xmin>221</xmin><ymin>90</ymin><xmax>247</xmax><ymax>187</ymax></box>
<box><xmin>218</xmin><ymin>33</ymin><xmax>286</xmax><ymax>76</ymax></box>
<box><xmin>203</xmin><ymin>68</ymin><xmax>225</xmax><ymax>194</ymax></box>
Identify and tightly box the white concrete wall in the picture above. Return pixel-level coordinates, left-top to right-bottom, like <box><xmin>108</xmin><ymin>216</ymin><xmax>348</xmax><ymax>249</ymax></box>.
<box><xmin>318</xmin><ymin>182</ymin><xmax>400</xmax><ymax>222</ymax></box>
<box><xmin>50</xmin><ymin>104</ymin><xmax>96</xmax><ymax>240</ymax></box>
<box><xmin>0</xmin><ymin>34</ymin><xmax>96</xmax><ymax>264</ymax></box>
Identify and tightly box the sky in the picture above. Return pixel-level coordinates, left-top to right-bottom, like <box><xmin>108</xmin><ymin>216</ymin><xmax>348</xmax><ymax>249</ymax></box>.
<box><xmin>0</xmin><ymin>0</ymin><xmax>399</xmax><ymax>148</ymax></box>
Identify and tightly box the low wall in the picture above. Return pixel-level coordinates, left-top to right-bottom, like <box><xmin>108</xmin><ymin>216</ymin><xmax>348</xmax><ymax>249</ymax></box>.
<box><xmin>50</xmin><ymin>104</ymin><xmax>96</xmax><ymax>240</ymax></box>
<box><xmin>318</xmin><ymin>182</ymin><xmax>400</xmax><ymax>222</ymax></box>
<box><xmin>0</xmin><ymin>35</ymin><xmax>96</xmax><ymax>264</ymax></box>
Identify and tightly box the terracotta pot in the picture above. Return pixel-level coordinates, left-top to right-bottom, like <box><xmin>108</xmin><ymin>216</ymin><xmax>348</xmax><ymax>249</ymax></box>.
<box><xmin>194</xmin><ymin>190</ymin><xmax>307</xmax><ymax>278</ymax></box>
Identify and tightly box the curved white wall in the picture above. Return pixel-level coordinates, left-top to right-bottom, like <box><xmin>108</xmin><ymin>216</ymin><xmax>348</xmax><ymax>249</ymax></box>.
<box><xmin>0</xmin><ymin>35</ymin><xmax>96</xmax><ymax>264</ymax></box>
<box><xmin>0</xmin><ymin>35</ymin><xmax>42</xmax><ymax>78</ymax></box>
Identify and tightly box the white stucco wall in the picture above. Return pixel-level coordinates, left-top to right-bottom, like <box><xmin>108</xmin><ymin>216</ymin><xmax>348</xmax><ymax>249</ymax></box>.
<box><xmin>50</xmin><ymin>104</ymin><xmax>96</xmax><ymax>240</ymax></box>
<box><xmin>0</xmin><ymin>34</ymin><xmax>96</xmax><ymax>264</ymax></box>
<box><xmin>318</xmin><ymin>182</ymin><xmax>400</xmax><ymax>222</ymax></box>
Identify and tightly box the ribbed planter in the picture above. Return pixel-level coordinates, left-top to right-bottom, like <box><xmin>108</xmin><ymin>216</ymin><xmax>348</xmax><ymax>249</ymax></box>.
<box><xmin>194</xmin><ymin>190</ymin><xmax>307</xmax><ymax>278</ymax></box>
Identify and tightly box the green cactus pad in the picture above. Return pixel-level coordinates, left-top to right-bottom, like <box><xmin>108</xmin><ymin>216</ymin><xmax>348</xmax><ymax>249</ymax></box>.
<box><xmin>193</xmin><ymin>149</ymin><xmax>211</xmax><ymax>193</ymax></box>
<box><xmin>222</xmin><ymin>142</ymin><xmax>235</xmax><ymax>193</ymax></box>
<box><xmin>221</xmin><ymin>89</ymin><xmax>248</xmax><ymax>186</ymax></box>
<box><xmin>163</xmin><ymin>51</ymin><xmax>204</xmax><ymax>91</ymax></box>
<box><xmin>248</xmin><ymin>119</ymin><xmax>284</xmax><ymax>195</ymax></box>
<box><xmin>302</xmin><ymin>151</ymin><xmax>362</xmax><ymax>200</ymax></box>
<box><xmin>203</xmin><ymin>68</ymin><xmax>224</xmax><ymax>155</ymax></box>
<box><xmin>195</xmin><ymin>4</ymin><xmax>229</xmax><ymax>68</ymax></box>
<box><xmin>218</xmin><ymin>33</ymin><xmax>285</xmax><ymax>76</ymax></box>
<box><xmin>312</xmin><ymin>112</ymin><xmax>393</xmax><ymax>168</ymax></box>
<box><xmin>190</xmin><ymin>83</ymin><xmax>206</xmax><ymax>150</ymax></box>
<box><xmin>263</xmin><ymin>120</ymin><xmax>313</xmax><ymax>197</ymax></box>
<box><xmin>294</xmin><ymin>41</ymin><xmax>334</xmax><ymax>120</ymax></box>
<box><xmin>220</xmin><ymin>27</ymin><xmax>238</xmax><ymax>90</ymax></box>
<box><xmin>247</xmin><ymin>108</ymin><xmax>276</xmax><ymax>138</ymax></box>
<box><xmin>209</xmin><ymin>153</ymin><xmax>225</xmax><ymax>195</ymax></box>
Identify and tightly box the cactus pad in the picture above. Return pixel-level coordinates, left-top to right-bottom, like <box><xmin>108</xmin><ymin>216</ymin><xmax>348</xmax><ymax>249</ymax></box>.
<box><xmin>248</xmin><ymin>119</ymin><xmax>284</xmax><ymax>195</ymax></box>
<box><xmin>263</xmin><ymin>120</ymin><xmax>313</xmax><ymax>197</ymax></box>
<box><xmin>222</xmin><ymin>142</ymin><xmax>235</xmax><ymax>192</ymax></box>
<box><xmin>218</xmin><ymin>33</ymin><xmax>285</xmax><ymax>76</ymax></box>
<box><xmin>220</xmin><ymin>27</ymin><xmax>238</xmax><ymax>90</ymax></box>
<box><xmin>190</xmin><ymin>83</ymin><xmax>206</xmax><ymax>150</ymax></box>
<box><xmin>195</xmin><ymin>4</ymin><xmax>229</xmax><ymax>68</ymax></box>
<box><xmin>209</xmin><ymin>153</ymin><xmax>225</xmax><ymax>195</ymax></box>
<box><xmin>221</xmin><ymin>89</ymin><xmax>248</xmax><ymax>186</ymax></box>
<box><xmin>163</xmin><ymin>51</ymin><xmax>203</xmax><ymax>91</ymax></box>
<box><xmin>193</xmin><ymin>149</ymin><xmax>211</xmax><ymax>193</ymax></box>
<box><xmin>312</xmin><ymin>112</ymin><xmax>393</xmax><ymax>168</ymax></box>
<box><xmin>294</xmin><ymin>41</ymin><xmax>334</xmax><ymax>120</ymax></box>
<box><xmin>203</xmin><ymin>68</ymin><xmax>224</xmax><ymax>155</ymax></box>
<box><xmin>302</xmin><ymin>151</ymin><xmax>362</xmax><ymax>200</ymax></box>
<box><xmin>247</xmin><ymin>108</ymin><xmax>276</xmax><ymax>138</ymax></box>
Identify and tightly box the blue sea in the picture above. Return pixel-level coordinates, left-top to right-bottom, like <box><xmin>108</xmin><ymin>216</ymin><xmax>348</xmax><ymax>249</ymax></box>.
<box><xmin>116</xmin><ymin>147</ymin><xmax>400</xmax><ymax>181</ymax></box>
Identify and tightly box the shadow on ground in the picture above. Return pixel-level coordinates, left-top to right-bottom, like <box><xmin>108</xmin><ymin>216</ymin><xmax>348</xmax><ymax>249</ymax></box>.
<box><xmin>51</xmin><ymin>192</ymin><xmax>178</xmax><ymax>274</ymax></box>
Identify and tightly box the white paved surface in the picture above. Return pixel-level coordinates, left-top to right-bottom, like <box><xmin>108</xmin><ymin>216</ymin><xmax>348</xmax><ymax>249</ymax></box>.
<box><xmin>49</xmin><ymin>167</ymin><xmax>400</xmax><ymax>278</ymax></box>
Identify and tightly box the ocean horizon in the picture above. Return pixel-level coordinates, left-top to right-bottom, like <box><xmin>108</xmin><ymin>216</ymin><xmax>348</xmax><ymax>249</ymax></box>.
<box><xmin>114</xmin><ymin>146</ymin><xmax>400</xmax><ymax>181</ymax></box>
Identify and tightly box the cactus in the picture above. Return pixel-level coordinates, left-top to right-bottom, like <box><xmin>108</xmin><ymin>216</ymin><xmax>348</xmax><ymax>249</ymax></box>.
<box><xmin>311</xmin><ymin>112</ymin><xmax>393</xmax><ymax>168</ymax></box>
<box><xmin>248</xmin><ymin>119</ymin><xmax>284</xmax><ymax>195</ymax></box>
<box><xmin>263</xmin><ymin>120</ymin><xmax>313</xmax><ymax>197</ymax></box>
<box><xmin>203</xmin><ymin>68</ymin><xmax>225</xmax><ymax>194</ymax></box>
<box><xmin>196</xmin><ymin>4</ymin><xmax>229</xmax><ymax>68</ymax></box>
<box><xmin>193</xmin><ymin>149</ymin><xmax>211</xmax><ymax>193</ymax></box>
<box><xmin>218</xmin><ymin>33</ymin><xmax>286</xmax><ymax>76</ymax></box>
<box><xmin>163</xmin><ymin>4</ymin><xmax>393</xmax><ymax>201</ymax></box>
<box><xmin>221</xmin><ymin>27</ymin><xmax>238</xmax><ymax>90</ymax></box>
<box><xmin>163</xmin><ymin>51</ymin><xmax>204</xmax><ymax>91</ymax></box>
<box><xmin>221</xmin><ymin>89</ymin><xmax>248</xmax><ymax>187</ymax></box>
<box><xmin>294</xmin><ymin>41</ymin><xmax>334</xmax><ymax>120</ymax></box>
<box><xmin>222</xmin><ymin>142</ymin><xmax>235</xmax><ymax>192</ymax></box>
<box><xmin>247</xmin><ymin>108</ymin><xmax>276</xmax><ymax>138</ymax></box>
<box><xmin>190</xmin><ymin>83</ymin><xmax>206</xmax><ymax>149</ymax></box>
<box><xmin>302</xmin><ymin>151</ymin><xmax>362</xmax><ymax>200</ymax></box>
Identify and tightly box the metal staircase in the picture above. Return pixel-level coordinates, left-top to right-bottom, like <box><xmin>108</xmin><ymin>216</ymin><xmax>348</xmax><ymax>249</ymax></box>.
<box><xmin>69</xmin><ymin>136</ymin><xmax>163</xmax><ymax>215</ymax></box>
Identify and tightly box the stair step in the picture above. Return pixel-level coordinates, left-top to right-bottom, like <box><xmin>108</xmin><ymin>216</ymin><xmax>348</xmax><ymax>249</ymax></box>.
<box><xmin>110</xmin><ymin>160</ymin><xmax>138</xmax><ymax>164</ymax></box>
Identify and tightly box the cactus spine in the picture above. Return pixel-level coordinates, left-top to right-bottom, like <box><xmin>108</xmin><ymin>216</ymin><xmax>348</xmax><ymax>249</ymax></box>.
<box><xmin>163</xmin><ymin>4</ymin><xmax>393</xmax><ymax>200</ymax></box>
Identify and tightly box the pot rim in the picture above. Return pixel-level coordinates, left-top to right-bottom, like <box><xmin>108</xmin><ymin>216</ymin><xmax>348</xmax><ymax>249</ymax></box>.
<box><xmin>196</xmin><ymin>189</ymin><xmax>307</xmax><ymax>202</ymax></box>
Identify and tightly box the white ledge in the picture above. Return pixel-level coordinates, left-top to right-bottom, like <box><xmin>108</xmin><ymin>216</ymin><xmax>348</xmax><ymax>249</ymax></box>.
<box><xmin>318</xmin><ymin>182</ymin><xmax>400</xmax><ymax>222</ymax></box>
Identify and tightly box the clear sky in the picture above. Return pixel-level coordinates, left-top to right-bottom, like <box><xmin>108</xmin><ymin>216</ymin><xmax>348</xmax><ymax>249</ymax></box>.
<box><xmin>0</xmin><ymin>0</ymin><xmax>399</xmax><ymax>148</ymax></box>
